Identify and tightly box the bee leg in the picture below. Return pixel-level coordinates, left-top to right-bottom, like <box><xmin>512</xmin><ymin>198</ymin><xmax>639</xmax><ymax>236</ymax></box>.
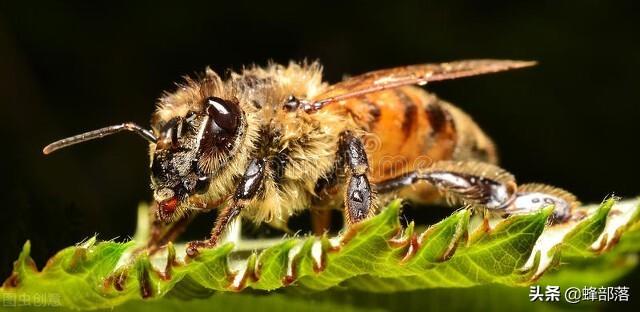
<box><xmin>311</xmin><ymin>209</ymin><xmax>333</xmax><ymax>235</ymax></box>
<box><xmin>186</xmin><ymin>158</ymin><xmax>266</xmax><ymax>257</ymax></box>
<box><xmin>311</xmin><ymin>162</ymin><xmax>342</xmax><ymax>234</ymax></box>
<box><xmin>341</xmin><ymin>132</ymin><xmax>375</xmax><ymax>224</ymax></box>
<box><xmin>375</xmin><ymin>161</ymin><xmax>517</xmax><ymax>211</ymax></box>
<box><xmin>375</xmin><ymin>161</ymin><xmax>579</xmax><ymax>223</ymax></box>
<box><xmin>126</xmin><ymin>207</ymin><xmax>199</xmax><ymax>258</ymax></box>
<box><xmin>506</xmin><ymin>183</ymin><xmax>579</xmax><ymax>223</ymax></box>
<box><xmin>145</xmin><ymin>212</ymin><xmax>198</xmax><ymax>254</ymax></box>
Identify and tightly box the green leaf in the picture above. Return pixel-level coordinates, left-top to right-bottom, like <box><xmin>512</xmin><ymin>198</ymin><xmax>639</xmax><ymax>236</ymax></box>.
<box><xmin>2</xmin><ymin>199</ymin><xmax>639</xmax><ymax>310</ymax></box>
<box><xmin>2</xmin><ymin>284</ymin><xmax>615</xmax><ymax>312</ymax></box>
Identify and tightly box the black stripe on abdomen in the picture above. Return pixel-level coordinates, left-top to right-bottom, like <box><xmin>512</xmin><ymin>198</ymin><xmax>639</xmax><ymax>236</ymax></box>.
<box><xmin>424</xmin><ymin>98</ymin><xmax>448</xmax><ymax>135</ymax></box>
<box><xmin>395</xmin><ymin>89</ymin><xmax>417</xmax><ymax>139</ymax></box>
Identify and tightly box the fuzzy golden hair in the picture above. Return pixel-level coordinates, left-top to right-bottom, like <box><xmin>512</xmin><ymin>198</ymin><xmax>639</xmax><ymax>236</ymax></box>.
<box><xmin>149</xmin><ymin>62</ymin><xmax>354</xmax><ymax>225</ymax></box>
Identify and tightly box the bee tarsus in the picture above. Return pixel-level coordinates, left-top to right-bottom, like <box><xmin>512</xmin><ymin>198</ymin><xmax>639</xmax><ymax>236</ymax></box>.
<box><xmin>186</xmin><ymin>158</ymin><xmax>266</xmax><ymax>256</ymax></box>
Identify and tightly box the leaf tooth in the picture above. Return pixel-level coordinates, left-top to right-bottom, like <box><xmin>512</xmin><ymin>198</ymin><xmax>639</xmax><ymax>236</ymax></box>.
<box><xmin>319</xmin><ymin>232</ymin><xmax>332</xmax><ymax>253</ymax></box>
<box><xmin>17</xmin><ymin>241</ymin><xmax>35</xmax><ymax>270</ymax></box>
<box><xmin>603</xmin><ymin>228</ymin><xmax>623</xmax><ymax>252</ymax></box>
<box><xmin>308</xmin><ymin>233</ymin><xmax>335</xmax><ymax>273</ymax></box>
<box><xmin>515</xmin><ymin>249</ymin><xmax>541</xmax><ymax>282</ymax></box>
<box><xmin>339</xmin><ymin>200</ymin><xmax>403</xmax><ymax>248</ymax></box>
<box><xmin>252</xmin><ymin>239</ymin><xmax>298</xmax><ymax>290</ymax></box>
<box><xmin>522</xmin><ymin>201</ymin><xmax>611</xmax><ymax>279</ymax></box>
<box><xmin>470</xmin><ymin>205</ymin><xmax>553</xmax><ymax>245</ymax></box>
<box><xmin>521</xmin><ymin>220</ymin><xmax>573</xmax><ymax>278</ymax></box>
<box><xmin>283</xmin><ymin>239</ymin><xmax>307</xmax><ymax>285</ymax></box>
<box><xmin>202</xmin><ymin>243</ymin><xmax>236</xmax><ymax>288</ymax></box>
<box><xmin>78</xmin><ymin>236</ymin><xmax>97</xmax><ymax>249</ymax></box>
<box><xmin>299</xmin><ymin>237</ymin><xmax>317</xmax><ymax>272</ymax></box>
<box><xmin>154</xmin><ymin>242</ymin><xmax>177</xmax><ymax>281</ymax></box>
<box><xmin>174</xmin><ymin>243</ymin><xmax>235</xmax><ymax>290</ymax></box>
<box><xmin>562</xmin><ymin>198</ymin><xmax>613</xmax><ymax>256</ymax></box>
<box><xmin>247</xmin><ymin>252</ymin><xmax>259</xmax><ymax>282</ymax></box>
<box><xmin>467</xmin><ymin>212</ymin><xmax>492</xmax><ymax>241</ymax></box>
<box><xmin>166</xmin><ymin>242</ymin><xmax>176</xmax><ymax>266</ymax></box>
<box><xmin>591</xmin><ymin>198</ymin><xmax>639</xmax><ymax>252</ymax></box>
<box><xmin>389</xmin><ymin>221</ymin><xmax>415</xmax><ymax>248</ymax></box>
<box><xmin>66</xmin><ymin>247</ymin><xmax>87</xmax><ymax>273</ymax></box>
<box><xmin>310</xmin><ymin>240</ymin><xmax>321</xmax><ymax>271</ymax></box>
<box><xmin>438</xmin><ymin>209</ymin><xmax>470</xmax><ymax>262</ymax></box>
<box><xmin>400</xmin><ymin>235</ymin><xmax>419</xmax><ymax>264</ymax></box>
<box><xmin>2</xmin><ymin>272</ymin><xmax>20</xmax><ymax>288</ymax></box>
<box><xmin>385</xmin><ymin>221</ymin><xmax>418</xmax><ymax>264</ymax></box>
<box><xmin>530</xmin><ymin>251</ymin><xmax>561</xmax><ymax>282</ymax></box>
<box><xmin>410</xmin><ymin>209</ymin><xmax>469</xmax><ymax>265</ymax></box>
<box><xmin>229</xmin><ymin>253</ymin><xmax>257</xmax><ymax>292</ymax></box>
<box><xmin>2</xmin><ymin>241</ymin><xmax>37</xmax><ymax>289</ymax></box>
<box><xmin>383</xmin><ymin>199</ymin><xmax>403</xmax><ymax>224</ymax></box>
<box><xmin>591</xmin><ymin>232</ymin><xmax>609</xmax><ymax>253</ymax></box>
<box><xmin>134</xmin><ymin>254</ymin><xmax>154</xmax><ymax>299</ymax></box>
<box><xmin>107</xmin><ymin>267</ymin><xmax>129</xmax><ymax>292</ymax></box>
<box><xmin>327</xmin><ymin>235</ymin><xmax>342</xmax><ymax>252</ymax></box>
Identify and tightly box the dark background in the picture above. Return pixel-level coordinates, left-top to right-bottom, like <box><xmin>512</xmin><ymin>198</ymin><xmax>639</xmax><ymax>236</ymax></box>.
<box><xmin>0</xmin><ymin>0</ymin><xmax>638</xmax><ymax>287</ymax></box>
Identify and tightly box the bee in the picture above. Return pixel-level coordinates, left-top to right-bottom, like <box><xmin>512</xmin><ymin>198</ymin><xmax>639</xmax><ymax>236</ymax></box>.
<box><xmin>43</xmin><ymin>60</ymin><xmax>579</xmax><ymax>257</ymax></box>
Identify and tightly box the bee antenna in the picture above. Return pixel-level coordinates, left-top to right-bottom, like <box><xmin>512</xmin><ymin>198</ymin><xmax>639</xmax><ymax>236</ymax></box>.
<box><xmin>43</xmin><ymin>122</ymin><xmax>157</xmax><ymax>155</ymax></box>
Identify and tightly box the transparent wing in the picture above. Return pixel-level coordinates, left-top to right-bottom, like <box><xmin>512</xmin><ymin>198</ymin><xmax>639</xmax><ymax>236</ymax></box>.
<box><xmin>310</xmin><ymin>59</ymin><xmax>535</xmax><ymax>108</ymax></box>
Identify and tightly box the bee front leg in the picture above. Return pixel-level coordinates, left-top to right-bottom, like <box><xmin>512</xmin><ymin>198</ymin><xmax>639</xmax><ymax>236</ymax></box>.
<box><xmin>341</xmin><ymin>132</ymin><xmax>375</xmax><ymax>224</ymax></box>
<box><xmin>145</xmin><ymin>211</ymin><xmax>198</xmax><ymax>254</ymax></box>
<box><xmin>186</xmin><ymin>158</ymin><xmax>266</xmax><ymax>257</ymax></box>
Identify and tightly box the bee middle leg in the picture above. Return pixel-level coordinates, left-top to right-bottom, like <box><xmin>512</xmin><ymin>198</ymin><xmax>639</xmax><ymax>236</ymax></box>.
<box><xmin>186</xmin><ymin>158</ymin><xmax>266</xmax><ymax>257</ymax></box>
<box><xmin>310</xmin><ymin>132</ymin><xmax>375</xmax><ymax>232</ymax></box>
<box><xmin>341</xmin><ymin>132</ymin><xmax>375</xmax><ymax>224</ymax></box>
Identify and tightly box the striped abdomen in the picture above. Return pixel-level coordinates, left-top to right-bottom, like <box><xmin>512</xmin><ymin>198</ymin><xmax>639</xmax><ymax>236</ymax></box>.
<box><xmin>326</xmin><ymin>86</ymin><xmax>497</xmax><ymax>185</ymax></box>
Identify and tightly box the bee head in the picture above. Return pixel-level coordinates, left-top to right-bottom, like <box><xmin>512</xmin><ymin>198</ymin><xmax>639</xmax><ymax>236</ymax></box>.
<box><xmin>151</xmin><ymin>96</ymin><xmax>246</xmax><ymax>222</ymax></box>
<box><xmin>42</xmin><ymin>68</ymin><xmax>250</xmax><ymax>224</ymax></box>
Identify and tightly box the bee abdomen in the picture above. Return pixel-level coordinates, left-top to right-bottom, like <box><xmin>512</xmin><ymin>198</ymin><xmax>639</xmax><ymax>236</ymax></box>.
<box><xmin>334</xmin><ymin>86</ymin><xmax>496</xmax><ymax>183</ymax></box>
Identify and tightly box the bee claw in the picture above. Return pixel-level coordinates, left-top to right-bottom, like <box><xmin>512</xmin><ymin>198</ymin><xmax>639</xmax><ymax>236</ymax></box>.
<box><xmin>185</xmin><ymin>241</ymin><xmax>202</xmax><ymax>257</ymax></box>
<box><xmin>185</xmin><ymin>239</ymin><xmax>218</xmax><ymax>258</ymax></box>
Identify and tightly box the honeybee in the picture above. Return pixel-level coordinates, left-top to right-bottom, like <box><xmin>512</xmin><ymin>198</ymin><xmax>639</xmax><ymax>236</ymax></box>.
<box><xmin>44</xmin><ymin>60</ymin><xmax>579</xmax><ymax>257</ymax></box>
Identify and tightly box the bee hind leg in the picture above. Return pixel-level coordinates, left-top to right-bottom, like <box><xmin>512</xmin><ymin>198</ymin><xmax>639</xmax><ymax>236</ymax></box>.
<box><xmin>375</xmin><ymin>161</ymin><xmax>517</xmax><ymax>210</ymax></box>
<box><xmin>374</xmin><ymin>161</ymin><xmax>579</xmax><ymax>223</ymax></box>
<box><xmin>507</xmin><ymin>183</ymin><xmax>580</xmax><ymax>223</ymax></box>
<box><xmin>186</xmin><ymin>158</ymin><xmax>266</xmax><ymax>257</ymax></box>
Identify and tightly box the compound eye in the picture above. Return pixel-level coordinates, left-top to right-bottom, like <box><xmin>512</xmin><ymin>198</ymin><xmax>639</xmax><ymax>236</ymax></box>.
<box><xmin>150</xmin><ymin>160</ymin><xmax>163</xmax><ymax>185</ymax></box>
<box><xmin>206</xmin><ymin>97</ymin><xmax>239</xmax><ymax>132</ymax></box>
<box><xmin>199</xmin><ymin>97</ymin><xmax>241</xmax><ymax>154</ymax></box>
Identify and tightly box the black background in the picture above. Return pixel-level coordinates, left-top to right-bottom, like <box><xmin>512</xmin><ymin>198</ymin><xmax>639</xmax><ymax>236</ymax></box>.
<box><xmin>0</xmin><ymin>0</ymin><xmax>638</xmax><ymax>287</ymax></box>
